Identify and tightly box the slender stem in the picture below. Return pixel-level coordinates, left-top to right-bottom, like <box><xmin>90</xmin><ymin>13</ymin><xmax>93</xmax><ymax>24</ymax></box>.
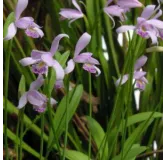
<box><xmin>40</xmin><ymin>113</ymin><xmax>45</xmax><ymax>160</ymax></box>
<box><xmin>16</xmin><ymin>111</ymin><xmax>21</xmax><ymax>160</ymax></box>
<box><xmin>63</xmin><ymin>76</ymin><xmax>70</xmax><ymax>160</ymax></box>
<box><xmin>4</xmin><ymin>40</ymin><xmax>12</xmax><ymax>160</ymax></box>
<box><xmin>19</xmin><ymin>108</ymin><xmax>25</xmax><ymax>160</ymax></box>
<box><xmin>88</xmin><ymin>73</ymin><xmax>92</xmax><ymax>160</ymax></box>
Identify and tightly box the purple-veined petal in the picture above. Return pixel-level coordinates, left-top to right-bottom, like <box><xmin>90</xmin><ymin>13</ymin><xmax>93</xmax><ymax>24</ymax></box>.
<box><xmin>134</xmin><ymin>55</ymin><xmax>148</xmax><ymax>70</ymax></box>
<box><xmin>147</xmin><ymin>19</ymin><xmax>163</xmax><ymax>29</ymax></box>
<box><xmin>41</xmin><ymin>53</ymin><xmax>54</xmax><ymax>66</ymax></box>
<box><xmin>115</xmin><ymin>74</ymin><xmax>129</xmax><ymax>86</ymax></box>
<box><xmin>19</xmin><ymin>57</ymin><xmax>39</xmax><ymax>66</ymax></box>
<box><xmin>116</xmin><ymin>25</ymin><xmax>135</xmax><ymax>34</ymax></box>
<box><xmin>117</xmin><ymin>0</ymin><xmax>143</xmax><ymax>8</ymax></box>
<box><xmin>27</xmin><ymin>90</ymin><xmax>46</xmax><ymax>106</ymax></box>
<box><xmin>83</xmin><ymin>64</ymin><xmax>97</xmax><ymax>74</ymax></box>
<box><xmin>135</xmin><ymin>80</ymin><xmax>146</xmax><ymax>90</ymax></box>
<box><xmin>134</xmin><ymin>71</ymin><xmax>146</xmax><ymax>80</ymax></box>
<box><xmin>74</xmin><ymin>32</ymin><xmax>91</xmax><ymax>56</ymax></box>
<box><xmin>72</xmin><ymin>0</ymin><xmax>82</xmax><ymax>12</ymax></box>
<box><xmin>3</xmin><ymin>23</ymin><xmax>17</xmax><ymax>41</ymax></box>
<box><xmin>30</xmin><ymin>75</ymin><xmax>44</xmax><ymax>90</ymax></box>
<box><xmin>18</xmin><ymin>92</ymin><xmax>28</xmax><ymax>109</ymax></box>
<box><xmin>50</xmin><ymin>34</ymin><xmax>69</xmax><ymax>56</ymax></box>
<box><xmin>15</xmin><ymin>0</ymin><xmax>28</xmax><ymax>20</ymax></box>
<box><xmin>52</xmin><ymin>60</ymin><xmax>65</xmax><ymax>80</ymax></box>
<box><xmin>65</xmin><ymin>59</ymin><xmax>75</xmax><ymax>74</ymax></box>
<box><xmin>25</xmin><ymin>27</ymin><xmax>44</xmax><ymax>38</ymax></box>
<box><xmin>74</xmin><ymin>53</ymin><xmax>99</xmax><ymax>65</ymax></box>
<box><xmin>15</xmin><ymin>17</ymin><xmax>34</xmax><ymax>29</ymax></box>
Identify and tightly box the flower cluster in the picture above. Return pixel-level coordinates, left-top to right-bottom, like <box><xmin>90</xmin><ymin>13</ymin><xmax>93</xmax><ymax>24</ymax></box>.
<box><xmin>4</xmin><ymin>0</ymin><xmax>101</xmax><ymax>113</ymax></box>
<box><xmin>4</xmin><ymin>0</ymin><xmax>163</xmax><ymax>112</ymax></box>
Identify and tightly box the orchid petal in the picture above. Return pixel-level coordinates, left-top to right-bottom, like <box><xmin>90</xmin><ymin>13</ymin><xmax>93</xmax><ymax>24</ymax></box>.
<box><xmin>74</xmin><ymin>53</ymin><xmax>99</xmax><ymax>65</ymax></box>
<box><xmin>19</xmin><ymin>57</ymin><xmax>38</xmax><ymax>66</ymax></box>
<box><xmin>41</xmin><ymin>53</ymin><xmax>54</xmax><ymax>66</ymax></box>
<box><xmin>50</xmin><ymin>98</ymin><xmax>58</xmax><ymax>105</ymax></box>
<box><xmin>50</xmin><ymin>34</ymin><xmax>69</xmax><ymax>55</ymax></box>
<box><xmin>116</xmin><ymin>25</ymin><xmax>135</xmax><ymax>33</ymax></box>
<box><xmin>15</xmin><ymin>0</ymin><xmax>28</xmax><ymax>20</ymax></box>
<box><xmin>134</xmin><ymin>56</ymin><xmax>148</xmax><ymax>70</ymax></box>
<box><xmin>30</xmin><ymin>75</ymin><xmax>44</xmax><ymax>90</ymax></box>
<box><xmin>15</xmin><ymin>17</ymin><xmax>34</xmax><ymax>29</ymax></box>
<box><xmin>65</xmin><ymin>59</ymin><xmax>75</xmax><ymax>74</ymax></box>
<box><xmin>31</xmin><ymin>50</ymin><xmax>49</xmax><ymax>59</ymax></box>
<box><xmin>141</xmin><ymin>5</ymin><xmax>156</xmax><ymax>19</ymax></box>
<box><xmin>115</xmin><ymin>74</ymin><xmax>129</xmax><ymax>86</ymax></box>
<box><xmin>55</xmin><ymin>79</ymin><xmax>64</xmax><ymax>89</ymax></box>
<box><xmin>18</xmin><ymin>92</ymin><xmax>28</xmax><ymax>109</ymax></box>
<box><xmin>72</xmin><ymin>0</ymin><xmax>82</xmax><ymax>12</ymax></box>
<box><xmin>147</xmin><ymin>19</ymin><xmax>163</xmax><ymax>29</ymax></box>
<box><xmin>134</xmin><ymin>71</ymin><xmax>147</xmax><ymax>80</ymax></box>
<box><xmin>147</xmin><ymin>31</ymin><xmax>158</xmax><ymax>44</ymax></box>
<box><xmin>52</xmin><ymin>60</ymin><xmax>65</xmax><ymax>80</ymax></box>
<box><xmin>3</xmin><ymin>23</ymin><xmax>17</xmax><ymax>41</ymax></box>
<box><xmin>27</xmin><ymin>90</ymin><xmax>46</xmax><ymax>106</ymax></box>
<box><xmin>94</xmin><ymin>66</ymin><xmax>101</xmax><ymax>77</ymax></box>
<box><xmin>74</xmin><ymin>32</ymin><xmax>91</xmax><ymax>56</ymax></box>
<box><xmin>117</xmin><ymin>0</ymin><xmax>143</xmax><ymax>8</ymax></box>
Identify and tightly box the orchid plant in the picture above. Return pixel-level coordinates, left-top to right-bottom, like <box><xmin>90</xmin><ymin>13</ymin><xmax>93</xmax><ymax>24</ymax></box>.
<box><xmin>3</xmin><ymin>0</ymin><xmax>163</xmax><ymax>160</ymax></box>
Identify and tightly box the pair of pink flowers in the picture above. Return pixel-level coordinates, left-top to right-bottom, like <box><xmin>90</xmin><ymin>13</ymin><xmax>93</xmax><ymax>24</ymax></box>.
<box><xmin>4</xmin><ymin>0</ymin><xmax>44</xmax><ymax>40</ymax></box>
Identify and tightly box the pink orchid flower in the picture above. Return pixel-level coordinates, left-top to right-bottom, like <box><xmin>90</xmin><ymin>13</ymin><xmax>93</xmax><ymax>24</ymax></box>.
<box><xmin>116</xmin><ymin>56</ymin><xmax>148</xmax><ymax>90</ymax></box>
<box><xmin>4</xmin><ymin>0</ymin><xmax>44</xmax><ymax>40</ymax></box>
<box><xmin>65</xmin><ymin>32</ymin><xmax>101</xmax><ymax>76</ymax></box>
<box><xmin>18</xmin><ymin>75</ymin><xmax>57</xmax><ymax>113</ymax></box>
<box><xmin>19</xmin><ymin>34</ymin><xmax>69</xmax><ymax>81</ymax></box>
<box><xmin>116</xmin><ymin>5</ymin><xmax>163</xmax><ymax>44</ymax></box>
<box><xmin>59</xmin><ymin>0</ymin><xmax>84</xmax><ymax>25</ymax></box>
<box><xmin>104</xmin><ymin>0</ymin><xmax>142</xmax><ymax>26</ymax></box>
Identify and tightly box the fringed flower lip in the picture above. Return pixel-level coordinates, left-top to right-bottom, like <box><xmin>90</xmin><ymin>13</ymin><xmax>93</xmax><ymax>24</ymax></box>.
<box><xmin>19</xmin><ymin>34</ymin><xmax>69</xmax><ymax>80</ymax></box>
<box><xmin>116</xmin><ymin>55</ymin><xmax>148</xmax><ymax>90</ymax></box>
<box><xmin>116</xmin><ymin>5</ymin><xmax>163</xmax><ymax>44</ymax></box>
<box><xmin>65</xmin><ymin>32</ymin><xmax>101</xmax><ymax>76</ymax></box>
<box><xmin>104</xmin><ymin>0</ymin><xmax>143</xmax><ymax>27</ymax></box>
<box><xmin>4</xmin><ymin>0</ymin><xmax>44</xmax><ymax>40</ymax></box>
<box><xmin>17</xmin><ymin>75</ymin><xmax>57</xmax><ymax>113</ymax></box>
<box><xmin>59</xmin><ymin>0</ymin><xmax>84</xmax><ymax>26</ymax></box>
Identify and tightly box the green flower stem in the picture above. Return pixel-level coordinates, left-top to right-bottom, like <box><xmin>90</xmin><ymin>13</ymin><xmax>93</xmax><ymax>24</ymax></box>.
<box><xmin>62</xmin><ymin>76</ymin><xmax>70</xmax><ymax>160</ymax></box>
<box><xmin>4</xmin><ymin>40</ymin><xmax>12</xmax><ymax>160</ymax></box>
<box><xmin>40</xmin><ymin>113</ymin><xmax>45</xmax><ymax>160</ymax></box>
<box><xmin>19</xmin><ymin>108</ymin><xmax>25</xmax><ymax>160</ymax></box>
<box><xmin>88</xmin><ymin>73</ymin><xmax>92</xmax><ymax>160</ymax></box>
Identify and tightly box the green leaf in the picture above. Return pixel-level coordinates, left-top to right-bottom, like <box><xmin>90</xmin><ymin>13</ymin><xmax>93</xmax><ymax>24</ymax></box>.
<box><xmin>55</xmin><ymin>50</ymin><xmax>70</xmax><ymax>67</ymax></box>
<box><xmin>48</xmin><ymin>68</ymin><xmax>56</xmax><ymax>95</ymax></box>
<box><xmin>85</xmin><ymin>116</ymin><xmax>108</xmax><ymax>159</ymax></box>
<box><xmin>119</xmin><ymin>112</ymin><xmax>163</xmax><ymax>131</ymax></box>
<box><xmin>47</xmin><ymin>85</ymin><xmax>83</xmax><ymax>148</ymax></box>
<box><xmin>112</xmin><ymin>144</ymin><xmax>147</xmax><ymax>160</ymax></box>
<box><xmin>4</xmin><ymin>125</ymin><xmax>44</xmax><ymax>160</ymax></box>
<box><xmin>65</xmin><ymin>150</ymin><xmax>89</xmax><ymax>160</ymax></box>
<box><xmin>3</xmin><ymin>12</ymin><xmax>15</xmax><ymax>37</ymax></box>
